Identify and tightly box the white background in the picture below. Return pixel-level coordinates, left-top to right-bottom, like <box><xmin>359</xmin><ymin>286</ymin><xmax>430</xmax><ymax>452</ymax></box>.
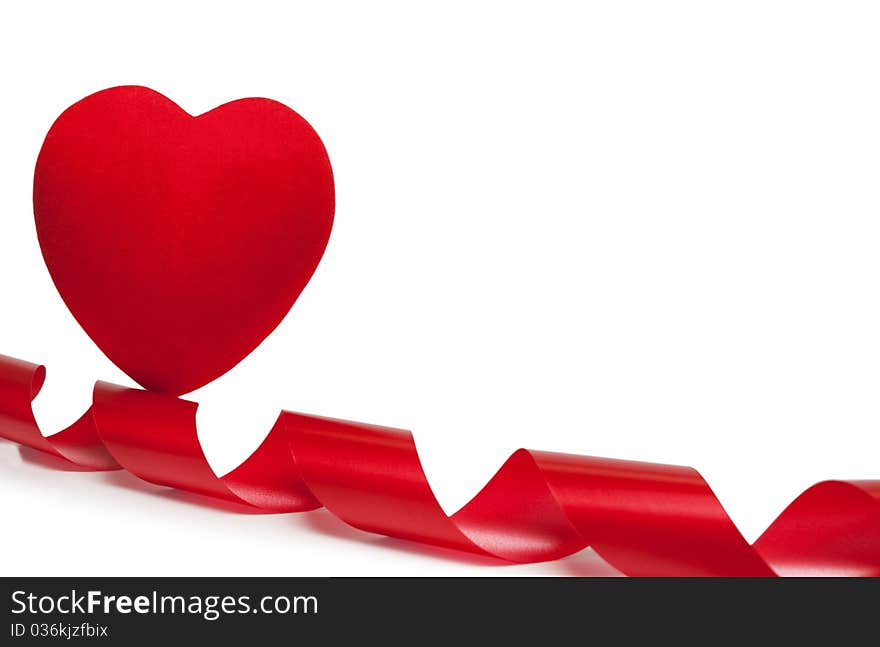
<box><xmin>1</xmin><ymin>2</ymin><xmax>880</xmax><ymax>576</ymax></box>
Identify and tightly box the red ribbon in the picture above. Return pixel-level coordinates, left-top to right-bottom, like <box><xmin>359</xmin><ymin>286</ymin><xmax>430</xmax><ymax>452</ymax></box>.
<box><xmin>2</xmin><ymin>353</ymin><xmax>878</xmax><ymax>576</ymax></box>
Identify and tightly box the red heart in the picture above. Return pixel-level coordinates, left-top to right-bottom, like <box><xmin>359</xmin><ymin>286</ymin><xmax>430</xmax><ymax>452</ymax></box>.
<box><xmin>34</xmin><ymin>86</ymin><xmax>335</xmax><ymax>395</ymax></box>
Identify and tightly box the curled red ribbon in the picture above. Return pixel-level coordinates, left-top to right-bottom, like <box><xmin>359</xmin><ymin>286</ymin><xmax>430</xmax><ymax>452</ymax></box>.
<box><xmin>1</xmin><ymin>353</ymin><xmax>878</xmax><ymax>576</ymax></box>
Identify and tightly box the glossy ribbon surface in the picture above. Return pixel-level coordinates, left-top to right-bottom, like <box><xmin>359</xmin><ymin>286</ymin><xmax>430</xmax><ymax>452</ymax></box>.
<box><xmin>1</xmin><ymin>354</ymin><xmax>878</xmax><ymax>576</ymax></box>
